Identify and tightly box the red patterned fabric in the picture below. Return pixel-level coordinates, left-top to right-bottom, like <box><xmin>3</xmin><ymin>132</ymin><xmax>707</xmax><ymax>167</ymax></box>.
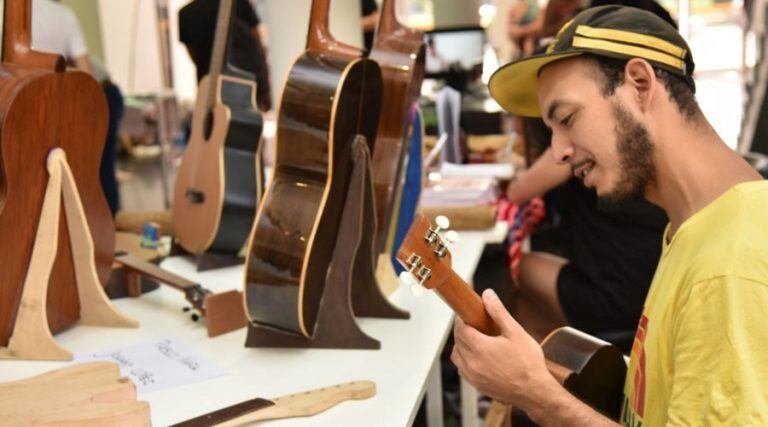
<box><xmin>497</xmin><ymin>197</ymin><xmax>546</xmax><ymax>288</ymax></box>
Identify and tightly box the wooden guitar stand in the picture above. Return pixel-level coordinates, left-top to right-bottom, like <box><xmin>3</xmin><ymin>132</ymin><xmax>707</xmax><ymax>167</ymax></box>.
<box><xmin>0</xmin><ymin>149</ymin><xmax>138</xmax><ymax>361</ymax></box>
<box><xmin>246</xmin><ymin>137</ymin><xmax>408</xmax><ymax>350</ymax></box>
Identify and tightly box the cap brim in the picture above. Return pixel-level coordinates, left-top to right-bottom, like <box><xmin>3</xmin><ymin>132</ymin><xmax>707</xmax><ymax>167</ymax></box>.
<box><xmin>489</xmin><ymin>50</ymin><xmax>584</xmax><ymax>117</ymax></box>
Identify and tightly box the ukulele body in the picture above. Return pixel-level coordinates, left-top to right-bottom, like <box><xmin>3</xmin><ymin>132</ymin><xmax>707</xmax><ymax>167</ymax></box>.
<box><xmin>172</xmin><ymin>73</ymin><xmax>263</xmax><ymax>254</ymax></box>
<box><xmin>0</xmin><ymin>64</ymin><xmax>112</xmax><ymax>346</ymax></box>
<box><xmin>245</xmin><ymin>51</ymin><xmax>381</xmax><ymax>337</ymax></box>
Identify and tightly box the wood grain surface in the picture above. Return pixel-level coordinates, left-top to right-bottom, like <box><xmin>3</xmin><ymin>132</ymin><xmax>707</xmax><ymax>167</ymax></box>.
<box><xmin>0</xmin><ymin>0</ymin><xmax>113</xmax><ymax>346</ymax></box>
<box><xmin>369</xmin><ymin>0</ymin><xmax>425</xmax><ymax>254</ymax></box>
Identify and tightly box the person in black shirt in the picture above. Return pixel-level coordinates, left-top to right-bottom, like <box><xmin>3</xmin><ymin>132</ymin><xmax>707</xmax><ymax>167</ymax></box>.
<box><xmin>179</xmin><ymin>0</ymin><xmax>271</xmax><ymax>111</ymax></box>
<box><xmin>360</xmin><ymin>0</ymin><xmax>378</xmax><ymax>52</ymax></box>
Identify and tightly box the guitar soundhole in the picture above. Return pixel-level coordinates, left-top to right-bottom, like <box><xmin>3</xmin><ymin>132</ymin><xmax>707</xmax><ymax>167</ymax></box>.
<box><xmin>186</xmin><ymin>189</ymin><xmax>205</xmax><ymax>204</ymax></box>
<box><xmin>203</xmin><ymin>109</ymin><xmax>214</xmax><ymax>140</ymax></box>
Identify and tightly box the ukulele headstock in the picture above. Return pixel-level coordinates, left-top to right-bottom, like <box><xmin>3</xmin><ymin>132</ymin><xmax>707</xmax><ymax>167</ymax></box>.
<box><xmin>396</xmin><ymin>213</ymin><xmax>459</xmax><ymax>295</ymax></box>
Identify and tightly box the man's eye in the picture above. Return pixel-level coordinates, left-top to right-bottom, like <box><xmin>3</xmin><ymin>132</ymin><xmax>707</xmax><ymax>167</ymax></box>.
<box><xmin>560</xmin><ymin>114</ymin><xmax>573</xmax><ymax>127</ymax></box>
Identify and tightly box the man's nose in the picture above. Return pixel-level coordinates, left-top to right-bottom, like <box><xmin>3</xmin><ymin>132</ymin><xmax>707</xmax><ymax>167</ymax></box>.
<box><xmin>551</xmin><ymin>132</ymin><xmax>574</xmax><ymax>164</ymax></box>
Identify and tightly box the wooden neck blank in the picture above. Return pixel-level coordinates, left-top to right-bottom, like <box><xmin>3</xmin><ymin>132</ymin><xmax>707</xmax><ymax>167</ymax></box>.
<box><xmin>2</xmin><ymin>0</ymin><xmax>64</xmax><ymax>71</ymax></box>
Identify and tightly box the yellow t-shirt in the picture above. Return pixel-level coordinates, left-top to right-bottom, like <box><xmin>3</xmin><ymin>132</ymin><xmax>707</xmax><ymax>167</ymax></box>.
<box><xmin>621</xmin><ymin>181</ymin><xmax>768</xmax><ymax>426</ymax></box>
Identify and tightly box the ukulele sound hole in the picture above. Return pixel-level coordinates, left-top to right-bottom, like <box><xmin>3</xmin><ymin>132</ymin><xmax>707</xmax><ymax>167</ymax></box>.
<box><xmin>203</xmin><ymin>109</ymin><xmax>214</xmax><ymax>140</ymax></box>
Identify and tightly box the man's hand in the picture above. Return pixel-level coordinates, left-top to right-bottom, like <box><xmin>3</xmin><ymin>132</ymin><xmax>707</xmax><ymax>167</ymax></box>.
<box><xmin>451</xmin><ymin>289</ymin><xmax>619</xmax><ymax>426</ymax></box>
<box><xmin>451</xmin><ymin>289</ymin><xmax>555</xmax><ymax>406</ymax></box>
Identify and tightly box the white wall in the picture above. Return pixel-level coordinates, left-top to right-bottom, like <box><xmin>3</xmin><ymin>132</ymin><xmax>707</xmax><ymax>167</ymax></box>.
<box><xmin>97</xmin><ymin>0</ymin><xmax>363</xmax><ymax>105</ymax></box>
<box><xmin>261</xmin><ymin>0</ymin><xmax>362</xmax><ymax>108</ymax></box>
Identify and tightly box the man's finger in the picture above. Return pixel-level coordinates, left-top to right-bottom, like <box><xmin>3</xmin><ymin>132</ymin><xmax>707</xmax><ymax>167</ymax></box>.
<box><xmin>482</xmin><ymin>289</ymin><xmax>525</xmax><ymax>338</ymax></box>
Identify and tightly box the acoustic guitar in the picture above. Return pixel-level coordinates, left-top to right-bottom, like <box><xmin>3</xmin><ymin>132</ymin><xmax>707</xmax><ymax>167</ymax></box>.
<box><xmin>0</xmin><ymin>0</ymin><xmax>114</xmax><ymax>346</ymax></box>
<box><xmin>397</xmin><ymin>213</ymin><xmax>627</xmax><ymax>419</ymax></box>
<box><xmin>244</xmin><ymin>0</ymin><xmax>382</xmax><ymax>337</ymax></box>
<box><xmin>369</xmin><ymin>0</ymin><xmax>426</xmax><ymax>256</ymax></box>
<box><xmin>172</xmin><ymin>0</ymin><xmax>264</xmax><ymax>255</ymax></box>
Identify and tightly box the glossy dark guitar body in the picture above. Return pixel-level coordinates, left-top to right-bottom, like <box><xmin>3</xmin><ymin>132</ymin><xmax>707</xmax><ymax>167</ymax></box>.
<box><xmin>245</xmin><ymin>49</ymin><xmax>381</xmax><ymax>336</ymax></box>
<box><xmin>0</xmin><ymin>65</ymin><xmax>113</xmax><ymax>345</ymax></box>
<box><xmin>369</xmin><ymin>1</ymin><xmax>425</xmax><ymax>253</ymax></box>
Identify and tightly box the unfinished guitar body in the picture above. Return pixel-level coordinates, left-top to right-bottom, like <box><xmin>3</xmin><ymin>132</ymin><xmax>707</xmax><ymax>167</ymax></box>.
<box><xmin>0</xmin><ymin>1</ymin><xmax>113</xmax><ymax>346</ymax></box>
<box><xmin>0</xmin><ymin>362</ymin><xmax>150</xmax><ymax>426</ymax></box>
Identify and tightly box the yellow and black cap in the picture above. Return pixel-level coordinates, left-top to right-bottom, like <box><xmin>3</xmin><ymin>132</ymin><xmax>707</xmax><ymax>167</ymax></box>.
<box><xmin>489</xmin><ymin>5</ymin><xmax>695</xmax><ymax>117</ymax></box>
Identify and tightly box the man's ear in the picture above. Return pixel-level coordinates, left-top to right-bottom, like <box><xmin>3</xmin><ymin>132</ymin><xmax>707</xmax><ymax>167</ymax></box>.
<box><xmin>624</xmin><ymin>58</ymin><xmax>656</xmax><ymax>112</ymax></box>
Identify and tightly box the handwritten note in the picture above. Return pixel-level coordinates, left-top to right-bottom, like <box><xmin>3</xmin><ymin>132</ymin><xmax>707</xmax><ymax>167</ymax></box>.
<box><xmin>72</xmin><ymin>338</ymin><xmax>226</xmax><ymax>394</ymax></box>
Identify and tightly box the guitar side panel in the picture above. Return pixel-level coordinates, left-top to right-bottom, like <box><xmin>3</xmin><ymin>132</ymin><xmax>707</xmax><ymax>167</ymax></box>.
<box><xmin>369</xmin><ymin>31</ymin><xmax>425</xmax><ymax>254</ymax></box>
<box><xmin>209</xmin><ymin>77</ymin><xmax>263</xmax><ymax>253</ymax></box>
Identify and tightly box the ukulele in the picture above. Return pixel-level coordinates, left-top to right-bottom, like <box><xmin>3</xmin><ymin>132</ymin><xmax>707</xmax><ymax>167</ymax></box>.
<box><xmin>369</xmin><ymin>0</ymin><xmax>426</xmax><ymax>256</ymax></box>
<box><xmin>116</xmin><ymin>252</ymin><xmax>247</xmax><ymax>337</ymax></box>
<box><xmin>244</xmin><ymin>0</ymin><xmax>382</xmax><ymax>337</ymax></box>
<box><xmin>396</xmin><ymin>213</ymin><xmax>627</xmax><ymax>419</ymax></box>
<box><xmin>0</xmin><ymin>0</ymin><xmax>115</xmax><ymax>346</ymax></box>
<box><xmin>173</xmin><ymin>0</ymin><xmax>264</xmax><ymax>255</ymax></box>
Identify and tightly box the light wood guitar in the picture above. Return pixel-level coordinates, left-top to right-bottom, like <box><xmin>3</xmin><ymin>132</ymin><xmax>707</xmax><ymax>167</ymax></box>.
<box><xmin>172</xmin><ymin>0</ymin><xmax>264</xmax><ymax>255</ymax></box>
<box><xmin>397</xmin><ymin>213</ymin><xmax>627</xmax><ymax>419</ymax></box>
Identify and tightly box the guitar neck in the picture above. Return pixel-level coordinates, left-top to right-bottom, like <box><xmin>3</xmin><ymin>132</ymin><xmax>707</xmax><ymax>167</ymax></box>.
<box><xmin>2</xmin><ymin>0</ymin><xmax>64</xmax><ymax>70</ymax></box>
<box><xmin>204</xmin><ymin>0</ymin><xmax>235</xmax><ymax>109</ymax></box>
<box><xmin>438</xmin><ymin>269</ymin><xmax>499</xmax><ymax>336</ymax></box>
<box><xmin>154</xmin><ymin>0</ymin><xmax>175</xmax><ymax>91</ymax></box>
<box><xmin>306</xmin><ymin>0</ymin><xmax>360</xmax><ymax>57</ymax></box>
<box><xmin>376</xmin><ymin>0</ymin><xmax>401</xmax><ymax>39</ymax></box>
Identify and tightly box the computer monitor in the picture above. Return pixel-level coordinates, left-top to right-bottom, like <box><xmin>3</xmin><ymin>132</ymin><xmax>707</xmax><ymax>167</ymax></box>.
<box><xmin>424</xmin><ymin>26</ymin><xmax>485</xmax><ymax>78</ymax></box>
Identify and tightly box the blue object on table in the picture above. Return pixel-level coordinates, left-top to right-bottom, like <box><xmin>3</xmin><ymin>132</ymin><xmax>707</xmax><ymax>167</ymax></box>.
<box><xmin>392</xmin><ymin>107</ymin><xmax>423</xmax><ymax>274</ymax></box>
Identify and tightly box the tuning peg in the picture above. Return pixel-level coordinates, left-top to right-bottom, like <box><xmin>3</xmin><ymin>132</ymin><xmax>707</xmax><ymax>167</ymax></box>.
<box><xmin>409</xmin><ymin>281</ymin><xmax>426</xmax><ymax>296</ymax></box>
<box><xmin>436</xmin><ymin>215</ymin><xmax>450</xmax><ymax>231</ymax></box>
<box><xmin>426</xmin><ymin>216</ymin><xmax>451</xmax><ymax>245</ymax></box>
<box><xmin>399</xmin><ymin>271</ymin><xmax>417</xmax><ymax>287</ymax></box>
<box><xmin>445</xmin><ymin>230</ymin><xmax>460</xmax><ymax>244</ymax></box>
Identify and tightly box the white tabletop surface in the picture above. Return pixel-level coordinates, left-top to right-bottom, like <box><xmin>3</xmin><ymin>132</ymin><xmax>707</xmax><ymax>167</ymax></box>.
<box><xmin>0</xmin><ymin>230</ymin><xmax>489</xmax><ymax>427</ymax></box>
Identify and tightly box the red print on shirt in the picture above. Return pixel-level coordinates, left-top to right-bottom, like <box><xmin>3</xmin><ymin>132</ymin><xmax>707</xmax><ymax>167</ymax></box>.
<box><xmin>631</xmin><ymin>313</ymin><xmax>649</xmax><ymax>417</ymax></box>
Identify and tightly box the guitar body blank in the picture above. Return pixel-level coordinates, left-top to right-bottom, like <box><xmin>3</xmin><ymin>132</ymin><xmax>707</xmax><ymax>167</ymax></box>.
<box><xmin>245</xmin><ymin>52</ymin><xmax>381</xmax><ymax>337</ymax></box>
<box><xmin>0</xmin><ymin>65</ymin><xmax>113</xmax><ymax>346</ymax></box>
<box><xmin>172</xmin><ymin>74</ymin><xmax>263</xmax><ymax>254</ymax></box>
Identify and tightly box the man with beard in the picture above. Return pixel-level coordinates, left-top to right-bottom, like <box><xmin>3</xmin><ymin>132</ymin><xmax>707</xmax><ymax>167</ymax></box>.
<box><xmin>453</xmin><ymin>5</ymin><xmax>768</xmax><ymax>425</ymax></box>
<box><xmin>506</xmin><ymin>119</ymin><xmax>667</xmax><ymax>345</ymax></box>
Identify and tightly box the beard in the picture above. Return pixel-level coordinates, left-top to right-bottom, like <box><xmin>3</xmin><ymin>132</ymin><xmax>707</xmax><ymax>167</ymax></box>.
<box><xmin>596</xmin><ymin>102</ymin><xmax>656</xmax><ymax>211</ymax></box>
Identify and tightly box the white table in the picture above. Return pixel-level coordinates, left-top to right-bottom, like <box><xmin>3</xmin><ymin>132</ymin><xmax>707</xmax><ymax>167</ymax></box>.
<box><xmin>0</xmin><ymin>229</ymin><xmax>494</xmax><ymax>426</ymax></box>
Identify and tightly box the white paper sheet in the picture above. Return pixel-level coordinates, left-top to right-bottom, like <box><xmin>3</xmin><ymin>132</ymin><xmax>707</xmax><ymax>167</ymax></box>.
<box><xmin>72</xmin><ymin>337</ymin><xmax>226</xmax><ymax>394</ymax></box>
